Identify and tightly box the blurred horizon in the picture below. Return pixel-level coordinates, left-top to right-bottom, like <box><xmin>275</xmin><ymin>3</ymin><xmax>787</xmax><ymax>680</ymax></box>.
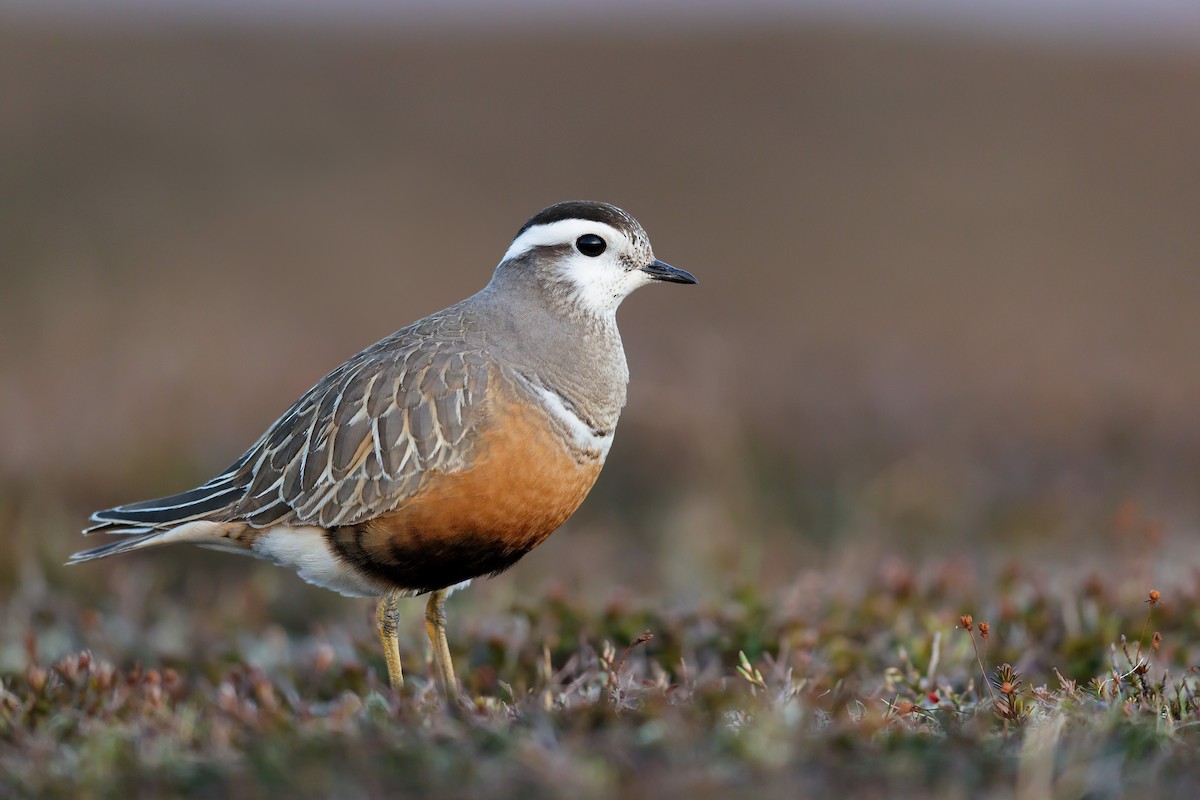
<box><xmin>3</xmin><ymin>0</ymin><xmax>1200</xmax><ymax>48</ymax></box>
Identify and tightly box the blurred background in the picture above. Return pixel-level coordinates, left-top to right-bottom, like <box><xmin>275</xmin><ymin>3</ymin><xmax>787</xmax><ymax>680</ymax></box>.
<box><xmin>2</xmin><ymin>0</ymin><xmax>1199</xmax><ymax>665</ymax></box>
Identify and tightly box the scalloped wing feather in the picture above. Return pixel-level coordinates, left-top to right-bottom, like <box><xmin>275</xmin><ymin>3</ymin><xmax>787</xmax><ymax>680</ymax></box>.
<box><xmin>230</xmin><ymin>317</ymin><xmax>492</xmax><ymax>529</ymax></box>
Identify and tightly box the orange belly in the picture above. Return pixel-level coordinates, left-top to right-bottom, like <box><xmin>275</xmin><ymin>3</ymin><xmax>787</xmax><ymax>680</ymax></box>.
<box><xmin>326</xmin><ymin>398</ymin><xmax>604</xmax><ymax>593</ymax></box>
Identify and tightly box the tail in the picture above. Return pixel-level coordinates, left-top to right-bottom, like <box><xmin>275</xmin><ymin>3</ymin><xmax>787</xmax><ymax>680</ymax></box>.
<box><xmin>67</xmin><ymin>531</ymin><xmax>171</xmax><ymax>564</ymax></box>
<box><xmin>75</xmin><ymin>451</ymin><xmax>254</xmax><ymax>557</ymax></box>
<box><xmin>67</xmin><ymin>519</ymin><xmax>233</xmax><ymax>565</ymax></box>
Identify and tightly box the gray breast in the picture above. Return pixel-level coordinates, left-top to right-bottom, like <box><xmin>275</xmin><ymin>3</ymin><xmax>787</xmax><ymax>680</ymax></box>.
<box><xmin>464</xmin><ymin>288</ymin><xmax>630</xmax><ymax>455</ymax></box>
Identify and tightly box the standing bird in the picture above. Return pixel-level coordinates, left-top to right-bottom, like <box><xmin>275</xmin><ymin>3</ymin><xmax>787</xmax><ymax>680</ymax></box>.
<box><xmin>70</xmin><ymin>201</ymin><xmax>697</xmax><ymax>698</ymax></box>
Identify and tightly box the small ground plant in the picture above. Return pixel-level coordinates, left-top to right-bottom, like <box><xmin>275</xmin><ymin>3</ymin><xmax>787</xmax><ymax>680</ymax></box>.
<box><xmin>4</xmin><ymin>551</ymin><xmax>1199</xmax><ymax>798</ymax></box>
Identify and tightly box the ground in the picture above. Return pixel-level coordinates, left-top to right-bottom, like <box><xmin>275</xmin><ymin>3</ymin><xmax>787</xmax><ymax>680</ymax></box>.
<box><xmin>3</xmin><ymin>494</ymin><xmax>1197</xmax><ymax>798</ymax></box>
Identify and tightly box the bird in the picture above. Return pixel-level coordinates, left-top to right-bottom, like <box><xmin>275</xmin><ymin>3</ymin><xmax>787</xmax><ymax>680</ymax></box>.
<box><xmin>69</xmin><ymin>200</ymin><xmax>697</xmax><ymax>699</ymax></box>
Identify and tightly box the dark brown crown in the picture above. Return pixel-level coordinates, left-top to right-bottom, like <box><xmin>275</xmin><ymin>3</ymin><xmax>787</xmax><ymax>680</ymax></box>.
<box><xmin>514</xmin><ymin>201</ymin><xmax>642</xmax><ymax>241</ymax></box>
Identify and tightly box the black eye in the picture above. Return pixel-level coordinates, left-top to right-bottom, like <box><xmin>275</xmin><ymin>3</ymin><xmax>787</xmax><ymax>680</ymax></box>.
<box><xmin>575</xmin><ymin>234</ymin><xmax>606</xmax><ymax>257</ymax></box>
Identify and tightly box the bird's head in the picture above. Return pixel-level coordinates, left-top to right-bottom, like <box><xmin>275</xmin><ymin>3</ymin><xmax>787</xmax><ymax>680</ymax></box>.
<box><xmin>494</xmin><ymin>201</ymin><xmax>697</xmax><ymax>318</ymax></box>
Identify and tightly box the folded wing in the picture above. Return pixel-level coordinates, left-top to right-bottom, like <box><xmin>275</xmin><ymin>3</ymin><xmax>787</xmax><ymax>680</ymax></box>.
<box><xmin>86</xmin><ymin>308</ymin><xmax>493</xmax><ymax>535</ymax></box>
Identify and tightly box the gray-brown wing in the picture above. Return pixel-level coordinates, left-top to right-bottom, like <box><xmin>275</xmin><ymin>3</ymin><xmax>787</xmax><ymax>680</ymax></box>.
<box><xmin>229</xmin><ymin>319</ymin><xmax>494</xmax><ymax>529</ymax></box>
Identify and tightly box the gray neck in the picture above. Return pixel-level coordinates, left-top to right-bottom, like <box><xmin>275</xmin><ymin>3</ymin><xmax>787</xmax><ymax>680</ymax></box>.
<box><xmin>469</xmin><ymin>264</ymin><xmax>629</xmax><ymax>433</ymax></box>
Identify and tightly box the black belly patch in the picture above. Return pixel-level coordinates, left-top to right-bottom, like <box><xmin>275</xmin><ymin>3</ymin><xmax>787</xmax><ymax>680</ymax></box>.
<box><xmin>325</xmin><ymin>525</ymin><xmax>536</xmax><ymax>595</ymax></box>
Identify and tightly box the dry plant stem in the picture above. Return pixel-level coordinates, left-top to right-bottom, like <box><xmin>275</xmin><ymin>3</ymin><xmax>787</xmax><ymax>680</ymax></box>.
<box><xmin>615</xmin><ymin>631</ymin><xmax>655</xmax><ymax>678</ymax></box>
<box><xmin>376</xmin><ymin>592</ymin><xmax>404</xmax><ymax>689</ymax></box>
<box><xmin>425</xmin><ymin>589</ymin><xmax>459</xmax><ymax>700</ymax></box>
<box><xmin>926</xmin><ymin>631</ymin><xmax>941</xmax><ymax>688</ymax></box>
<box><xmin>968</xmin><ymin>630</ymin><xmax>996</xmax><ymax>702</ymax></box>
<box><xmin>608</xmin><ymin>631</ymin><xmax>654</xmax><ymax>705</ymax></box>
<box><xmin>1134</xmin><ymin>604</ymin><xmax>1155</xmax><ymax>664</ymax></box>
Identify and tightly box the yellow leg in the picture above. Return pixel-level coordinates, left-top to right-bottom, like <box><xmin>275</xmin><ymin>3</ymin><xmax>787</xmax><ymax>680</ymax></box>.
<box><xmin>376</xmin><ymin>593</ymin><xmax>403</xmax><ymax>690</ymax></box>
<box><xmin>424</xmin><ymin>589</ymin><xmax>459</xmax><ymax>700</ymax></box>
